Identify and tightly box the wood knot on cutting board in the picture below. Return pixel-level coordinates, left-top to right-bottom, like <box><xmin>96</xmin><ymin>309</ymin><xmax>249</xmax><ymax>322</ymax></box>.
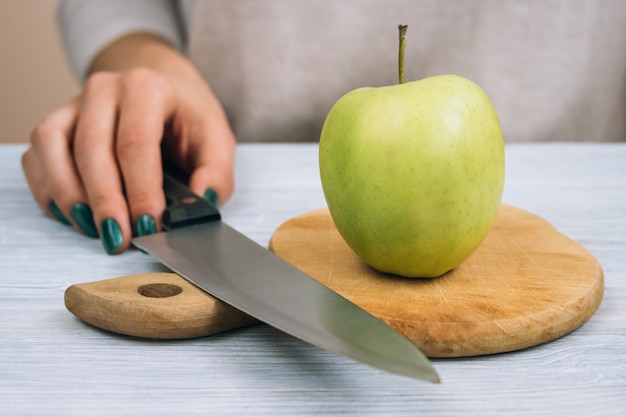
<box><xmin>137</xmin><ymin>283</ymin><xmax>183</xmax><ymax>298</ymax></box>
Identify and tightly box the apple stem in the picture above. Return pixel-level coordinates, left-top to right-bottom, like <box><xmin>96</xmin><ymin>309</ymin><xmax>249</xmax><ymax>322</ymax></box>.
<box><xmin>398</xmin><ymin>24</ymin><xmax>408</xmax><ymax>84</ymax></box>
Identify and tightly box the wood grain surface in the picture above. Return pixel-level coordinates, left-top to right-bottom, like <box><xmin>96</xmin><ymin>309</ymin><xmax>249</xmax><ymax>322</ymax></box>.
<box><xmin>268</xmin><ymin>205</ymin><xmax>604</xmax><ymax>357</ymax></box>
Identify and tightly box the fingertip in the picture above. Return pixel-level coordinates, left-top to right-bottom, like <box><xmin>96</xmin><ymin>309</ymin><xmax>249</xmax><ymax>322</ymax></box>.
<box><xmin>49</xmin><ymin>200</ymin><xmax>72</xmax><ymax>225</ymax></box>
<box><xmin>70</xmin><ymin>203</ymin><xmax>99</xmax><ymax>238</ymax></box>
<box><xmin>100</xmin><ymin>218</ymin><xmax>126</xmax><ymax>255</ymax></box>
<box><xmin>21</xmin><ymin>148</ymin><xmax>54</xmax><ymax>216</ymax></box>
<box><xmin>189</xmin><ymin>165</ymin><xmax>235</xmax><ymax>208</ymax></box>
<box><xmin>202</xmin><ymin>188</ymin><xmax>220</xmax><ymax>207</ymax></box>
<box><xmin>136</xmin><ymin>214</ymin><xmax>158</xmax><ymax>237</ymax></box>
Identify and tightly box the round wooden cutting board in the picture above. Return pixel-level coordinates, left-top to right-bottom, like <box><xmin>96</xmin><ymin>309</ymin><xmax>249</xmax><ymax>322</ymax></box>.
<box><xmin>267</xmin><ymin>205</ymin><xmax>604</xmax><ymax>357</ymax></box>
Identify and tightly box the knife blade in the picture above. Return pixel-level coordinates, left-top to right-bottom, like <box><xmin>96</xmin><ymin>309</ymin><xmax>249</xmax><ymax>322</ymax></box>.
<box><xmin>132</xmin><ymin>170</ymin><xmax>439</xmax><ymax>382</ymax></box>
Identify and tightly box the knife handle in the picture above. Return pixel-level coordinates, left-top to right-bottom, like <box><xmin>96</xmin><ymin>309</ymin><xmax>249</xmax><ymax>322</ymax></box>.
<box><xmin>162</xmin><ymin>171</ymin><xmax>221</xmax><ymax>230</ymax></box>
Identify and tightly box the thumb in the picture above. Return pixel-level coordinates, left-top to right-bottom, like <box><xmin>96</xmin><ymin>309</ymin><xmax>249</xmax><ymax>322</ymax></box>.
<box><xmin>186</xmin><ymin>127</ymin><xmax>237</xmax><ymax>208</ymax></box>
<box><xmin>189</xmin><ymin>158</ymin><xmax>235</xmax><ymax>208</ymax></box>
<box><xmin>168</xmin><ymin>79</ymin><xmax>237</xmax><ymax>207</ymax></box>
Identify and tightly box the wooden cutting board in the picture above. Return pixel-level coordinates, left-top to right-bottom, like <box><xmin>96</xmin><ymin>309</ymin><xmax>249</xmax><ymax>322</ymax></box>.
<box><xmin>269</xmin><ymin>205</ymin><xmax>604</xmax><ymax>357</ymax></box>
<box><xmin>65</xmin><ymin>205</ymin><xmax>603</xmax><ymax>357</ymax></box>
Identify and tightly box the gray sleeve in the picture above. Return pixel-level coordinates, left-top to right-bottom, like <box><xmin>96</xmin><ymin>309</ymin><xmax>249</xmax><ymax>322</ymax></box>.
<box><xmin>57</xmin><ymin>0</ymin><xmax>186</xmax><ymax>81</ymax></box>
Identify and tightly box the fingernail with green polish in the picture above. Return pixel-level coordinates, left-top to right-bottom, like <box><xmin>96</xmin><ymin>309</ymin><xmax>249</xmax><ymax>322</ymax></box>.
<box><xmin>70</xmin><ymin>203</ymin><xmax>99</xmax><ymax>238</ymax></box>
<box><xmin>49</xmin><ymin>200</ymin><xmax>71</xmax><ymax>225</ymax></box>
<box><xmin>101</xmin><ymin>218</ymin><xmax>124</xmax><ymax>255</ymax></box>
<box><xmin>136</xmin><ymin>214</ymin><xmax>157</xmax><ymax>237</ymax></box>
<box><xmin>203</xmin><ymin>188</ymin><xmax>220</xmax><ymax>207</ymax></box>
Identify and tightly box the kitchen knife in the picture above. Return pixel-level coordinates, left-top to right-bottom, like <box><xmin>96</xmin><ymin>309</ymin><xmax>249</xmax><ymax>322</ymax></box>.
<box><xmin>132</xmin><ymin>169</ymin><xmax>439</xmax><ymax>382</ymax></box>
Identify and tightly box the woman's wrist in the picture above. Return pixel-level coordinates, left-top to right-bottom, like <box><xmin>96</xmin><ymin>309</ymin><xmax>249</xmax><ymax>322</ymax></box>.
<box><xmin>88</xmin><ymin>32</ymin><xmax>205</xmax><ymax>85</ymax></box>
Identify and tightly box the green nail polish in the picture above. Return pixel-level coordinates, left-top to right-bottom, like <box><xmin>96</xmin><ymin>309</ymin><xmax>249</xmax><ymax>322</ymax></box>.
<box><xmin>70</xmin><ymin>203</ymin><xmax>98</xmax><ymax>238</ymax></box>
<box><xmin>136</xmin><ymin>214</ymin><xmax>157</xmax><ymax>237</ymax></box>
<box><xmin>49</xmin><ymin>201</ymin><xmax>71</xmax><ymax>225</ymax></box>
<box><xmin>203</xmin><ymin>188</ymin><xmax>220</xmax><ymax>207</ymax></box>
<box><xmin>101</xmin><ymin>218</ymin><xmax>124</xmax><ymax>254</ymax></box>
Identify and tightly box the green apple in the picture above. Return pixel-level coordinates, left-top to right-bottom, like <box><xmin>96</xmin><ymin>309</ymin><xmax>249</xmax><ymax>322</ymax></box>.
<box><xmin>319</xmin><ymin>28</ymin><xmax>504</xmax><ymax>278</ymax></box>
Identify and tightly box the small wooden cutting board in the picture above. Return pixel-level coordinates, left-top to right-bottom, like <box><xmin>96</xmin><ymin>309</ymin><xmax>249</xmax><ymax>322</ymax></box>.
<box><xmin>65</xmin><ymin>205</ymin><xmax>603</xmax><ymax>357</ymax></box>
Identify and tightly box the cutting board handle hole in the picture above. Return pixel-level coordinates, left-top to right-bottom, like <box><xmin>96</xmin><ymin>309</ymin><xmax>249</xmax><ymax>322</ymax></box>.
<box><xmin>137</xmin><ymin>283</ymin><xmax>183</xmax><ymax>298</ymax></box>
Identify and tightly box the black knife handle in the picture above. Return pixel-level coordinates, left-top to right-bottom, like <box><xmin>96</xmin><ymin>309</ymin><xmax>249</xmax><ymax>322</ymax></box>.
<box><xmin>161</xmin><ymin>170</ymin><xmax>221</xmax><ymax>230</ymax></box>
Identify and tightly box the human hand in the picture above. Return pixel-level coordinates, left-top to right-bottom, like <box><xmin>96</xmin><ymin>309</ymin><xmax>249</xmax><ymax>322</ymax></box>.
<box><xmin>22</xmin><ymin>67</ymin><xmax>236</xmax><ymax>254</ymax></box>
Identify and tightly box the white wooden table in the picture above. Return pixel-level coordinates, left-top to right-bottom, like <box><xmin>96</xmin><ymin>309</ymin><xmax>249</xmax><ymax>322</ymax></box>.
<box><xmin>1</xmin><ymin>143</ymin><xmax>625</xmax><ymax>417</ymax></box>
